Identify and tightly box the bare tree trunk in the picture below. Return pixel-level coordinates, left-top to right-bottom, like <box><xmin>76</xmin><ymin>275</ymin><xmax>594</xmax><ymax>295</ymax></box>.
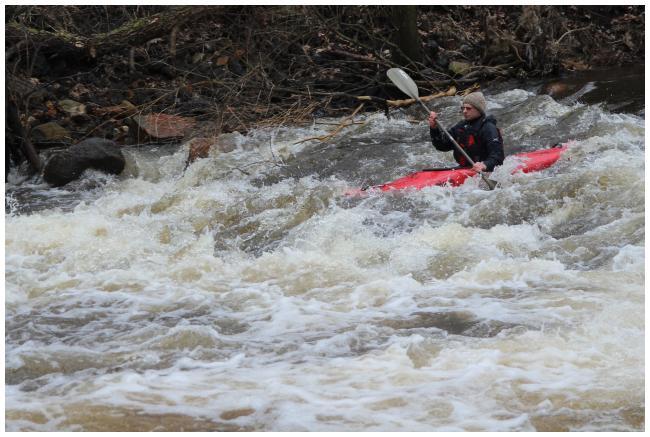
<box><xmin>391</xmin><ymin>6</ymin><xmax>422</xmax><ymax>66</ymax></box>
<box><xmin>5</xmin><ymin>83</ymin><xmax>42</xmax><ymax>175</ymax></box>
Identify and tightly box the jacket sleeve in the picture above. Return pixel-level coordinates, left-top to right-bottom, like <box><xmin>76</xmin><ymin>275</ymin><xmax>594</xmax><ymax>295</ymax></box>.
<box><xmin>479</xmin><ymin>123</ymin><xmax>505</xmax><ymax>171</ymax></box>
<box><xmin>430</xmin><ymin>124</ymin><xmax>459</xmax><ymax>152</ymax></box>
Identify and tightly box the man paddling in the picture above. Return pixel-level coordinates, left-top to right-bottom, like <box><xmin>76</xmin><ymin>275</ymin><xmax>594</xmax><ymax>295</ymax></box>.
<box><xmin>428</xmin><ymin>92</ymin><xmax>504</xmax><ymax>173</ymax></box>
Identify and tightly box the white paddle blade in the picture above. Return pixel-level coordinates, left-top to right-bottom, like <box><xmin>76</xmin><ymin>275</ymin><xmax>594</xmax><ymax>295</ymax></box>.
<box><xmin>387</xmin><ymin>68</ymin><xmax>419</xmax><ymax>100</ymax></box>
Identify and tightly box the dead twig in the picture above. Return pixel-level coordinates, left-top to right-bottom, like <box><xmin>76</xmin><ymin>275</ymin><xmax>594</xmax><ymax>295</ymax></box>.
<box><xmin>294</xmin><ymin>103</ymin><xmax>365</xmax><ymax>144</ymax></box>
<box><xmin>386</xmin><ymin>87</ymin><xmax>457</xmax><ymax>108</ymax></box>
<box><xmin>555</xmin><ymin>25</ymin><xmax>592</xmax><ymax>45</ymax></box>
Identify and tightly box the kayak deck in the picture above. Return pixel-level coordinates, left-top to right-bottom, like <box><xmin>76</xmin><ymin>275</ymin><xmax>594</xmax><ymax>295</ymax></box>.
<box><xmin>346</xmin><ymin>144</ymin><xmax>568</xmax><ymax>196</ymax></box>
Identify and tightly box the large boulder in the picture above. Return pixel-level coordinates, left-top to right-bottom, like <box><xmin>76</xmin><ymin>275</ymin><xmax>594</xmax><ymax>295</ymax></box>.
<box><xmin>43</xmin><ymin>138</ymin><xmax>125</xmax><ymax>187</ymax></box>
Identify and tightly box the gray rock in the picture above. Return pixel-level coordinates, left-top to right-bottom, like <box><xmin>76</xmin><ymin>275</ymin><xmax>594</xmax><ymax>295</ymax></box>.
<box><xmin>449</xmin><ymin>61</ymin><xmax>472</xmax><ymax>76</ymax></box>
<box><xmin>58</xmin><ymin>99</ymin><xmax>86</xmax><ymax>117</ymax></box>
<box><xmin>43</xmin><ymin>138</ymin><xmax>125</xmax><ymax>187</ymax></box>
<box><xmin>58</xmin><ymin>99</ymin><xmax>89</xmax><ymax>123</ymax></box>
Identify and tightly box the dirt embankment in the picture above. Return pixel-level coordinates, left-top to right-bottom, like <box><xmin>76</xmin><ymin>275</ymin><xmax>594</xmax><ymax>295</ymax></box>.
<box><xmin>5</xmin><ymin>5</ymin><xmax>645</xmax><ymax>178</ymax></box>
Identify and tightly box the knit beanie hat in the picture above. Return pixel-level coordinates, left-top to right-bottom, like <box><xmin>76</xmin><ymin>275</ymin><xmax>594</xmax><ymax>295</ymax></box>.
<box><xmin>463</xmin><ymin>92</ymin><xmax>487</xmax><ymax>115</ymax></box>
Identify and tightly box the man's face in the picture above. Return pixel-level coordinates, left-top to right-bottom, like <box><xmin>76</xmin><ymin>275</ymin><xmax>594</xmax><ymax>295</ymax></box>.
<box><xmin>461</xmin><ymin>104</ymin><xmax>481</xmax><ymax>121</ymax></box>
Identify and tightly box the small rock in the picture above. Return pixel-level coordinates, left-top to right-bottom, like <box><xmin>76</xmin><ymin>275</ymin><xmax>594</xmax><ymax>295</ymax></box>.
<box><xmin>58</xmin><ymin>99</ymin><xmax>86</xmax><ymax>116</ymax></box>
<box><xmin>185</xmin><ymin>134</ymin><xmax>239</xmax><ymax>166</ymax></box>
<box><xmin>93</xmin><ymin>100</ymin><xmax>137</xmax><ymax>119</ymax></box>
<box><xmin>186</xmin><ymin>137</ymin><xmax>215</xmax><ymax>164</ymax></box>
<box><xmin>58</xmin><ymin>99</ymin><xmax>89</xmax><ymax>122</ymax></box>
<box><xmin>69</xmin><ymin>83</ymin><xmax>92</xmax><ymax>99</ymax></box>
<box><xmin>192</xmin><ymin>52</ymin><xmax>206</xmax><ymax>64</ymax></box>
<box><xmin>449</xmin><ymin>61</ymin><xmax>472</xmax><ymax>76</ymax></box>
<box><xmin>31</xmin><ymin>122</ymin><xmax>72</xmax><ymax>147</ymax></box>
<box><xmin>112</xmin><ymin>125</ymin><xmax>130</xmax><ymax>142</ymax></box>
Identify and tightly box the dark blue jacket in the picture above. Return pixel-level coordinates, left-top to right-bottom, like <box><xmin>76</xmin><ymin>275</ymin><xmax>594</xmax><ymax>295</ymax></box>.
<box><xmin>430</xmin><ymin>115</ymin><xmax>505</xmax><ymax>171</ymax></box>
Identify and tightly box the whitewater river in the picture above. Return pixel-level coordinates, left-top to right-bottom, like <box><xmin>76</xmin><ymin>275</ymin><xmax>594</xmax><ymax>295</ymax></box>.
<box><xmin>5</xmin><ymin>83</ymin><xmax>644</xmax><ymax>431</ymax></box>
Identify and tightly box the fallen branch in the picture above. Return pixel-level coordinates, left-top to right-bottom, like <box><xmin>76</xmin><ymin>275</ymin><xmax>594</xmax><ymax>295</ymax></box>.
<box><xmin>386</xmin><ymin>87</ymin><xmax>457</xmax><ymax>107</ymax></box>
<box><xmin>294</xmin><ymin>103</ymin><xmax>365</xmax><ymax>144</ymax></box>
<box><xmin>322</xmin><ymin>49</ymin><xmax>376</xmax><ymax>63</ymax></box>
<box><xmin>460</xmin><ymin>83</ymin><xmax>481</xmax><ymax>95</ymax></box>
<box><xmin>556</xmin><ymin>25</ymin><xmax>592</xmax><ymax>45</ymax></box>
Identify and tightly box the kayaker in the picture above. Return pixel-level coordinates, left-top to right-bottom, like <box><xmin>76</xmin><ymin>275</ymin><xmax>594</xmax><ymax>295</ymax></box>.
<box><xmin>428</xmin><ymin>91</ymin><xmax>504</xmax><ymax>173</ymax></box>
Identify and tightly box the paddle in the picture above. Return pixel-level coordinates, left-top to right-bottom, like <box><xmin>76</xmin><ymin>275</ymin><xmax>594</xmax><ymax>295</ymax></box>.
<box><xmin>386</xmin><ymin>68</ymin><xmax>497</xmax><ymax>190</ymax></box>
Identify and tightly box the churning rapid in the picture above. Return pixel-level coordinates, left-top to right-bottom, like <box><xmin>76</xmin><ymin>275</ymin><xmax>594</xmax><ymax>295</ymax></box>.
<box><xmin>5</xmin><ymin>86</ymin><xmax>644</xmax><ymax>431</ymax></box>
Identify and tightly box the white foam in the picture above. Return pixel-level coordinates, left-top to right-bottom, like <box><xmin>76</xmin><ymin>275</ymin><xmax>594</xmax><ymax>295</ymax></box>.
<box><xmin>5</xmin><ymin>85</ymin><xmax>645</xmax><ymax>431</ymax></box>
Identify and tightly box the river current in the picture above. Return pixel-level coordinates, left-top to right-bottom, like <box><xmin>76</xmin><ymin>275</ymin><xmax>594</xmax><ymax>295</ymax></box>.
<box><xmin>5</xmin><ymin>83</ymin><xmax>645</xmax><ymax>431</ymax></box>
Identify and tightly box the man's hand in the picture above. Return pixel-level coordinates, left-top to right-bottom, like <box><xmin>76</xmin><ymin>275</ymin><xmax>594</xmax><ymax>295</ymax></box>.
<box><xmin>472</xmin><ymin>162</ymin><xmax>487</xmax><ymax>172</ymax></box>
<box><xmin>428</xmin><ymin>111</ymin><xmax>438</xmax><ymax>129</ymax></box>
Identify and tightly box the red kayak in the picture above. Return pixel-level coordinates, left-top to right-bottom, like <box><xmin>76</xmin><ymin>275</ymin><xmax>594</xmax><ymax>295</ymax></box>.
<box><xmin>346</xmin><ymin>144</ymin><xmax>568</xmax><ymax>196</ymax></box>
